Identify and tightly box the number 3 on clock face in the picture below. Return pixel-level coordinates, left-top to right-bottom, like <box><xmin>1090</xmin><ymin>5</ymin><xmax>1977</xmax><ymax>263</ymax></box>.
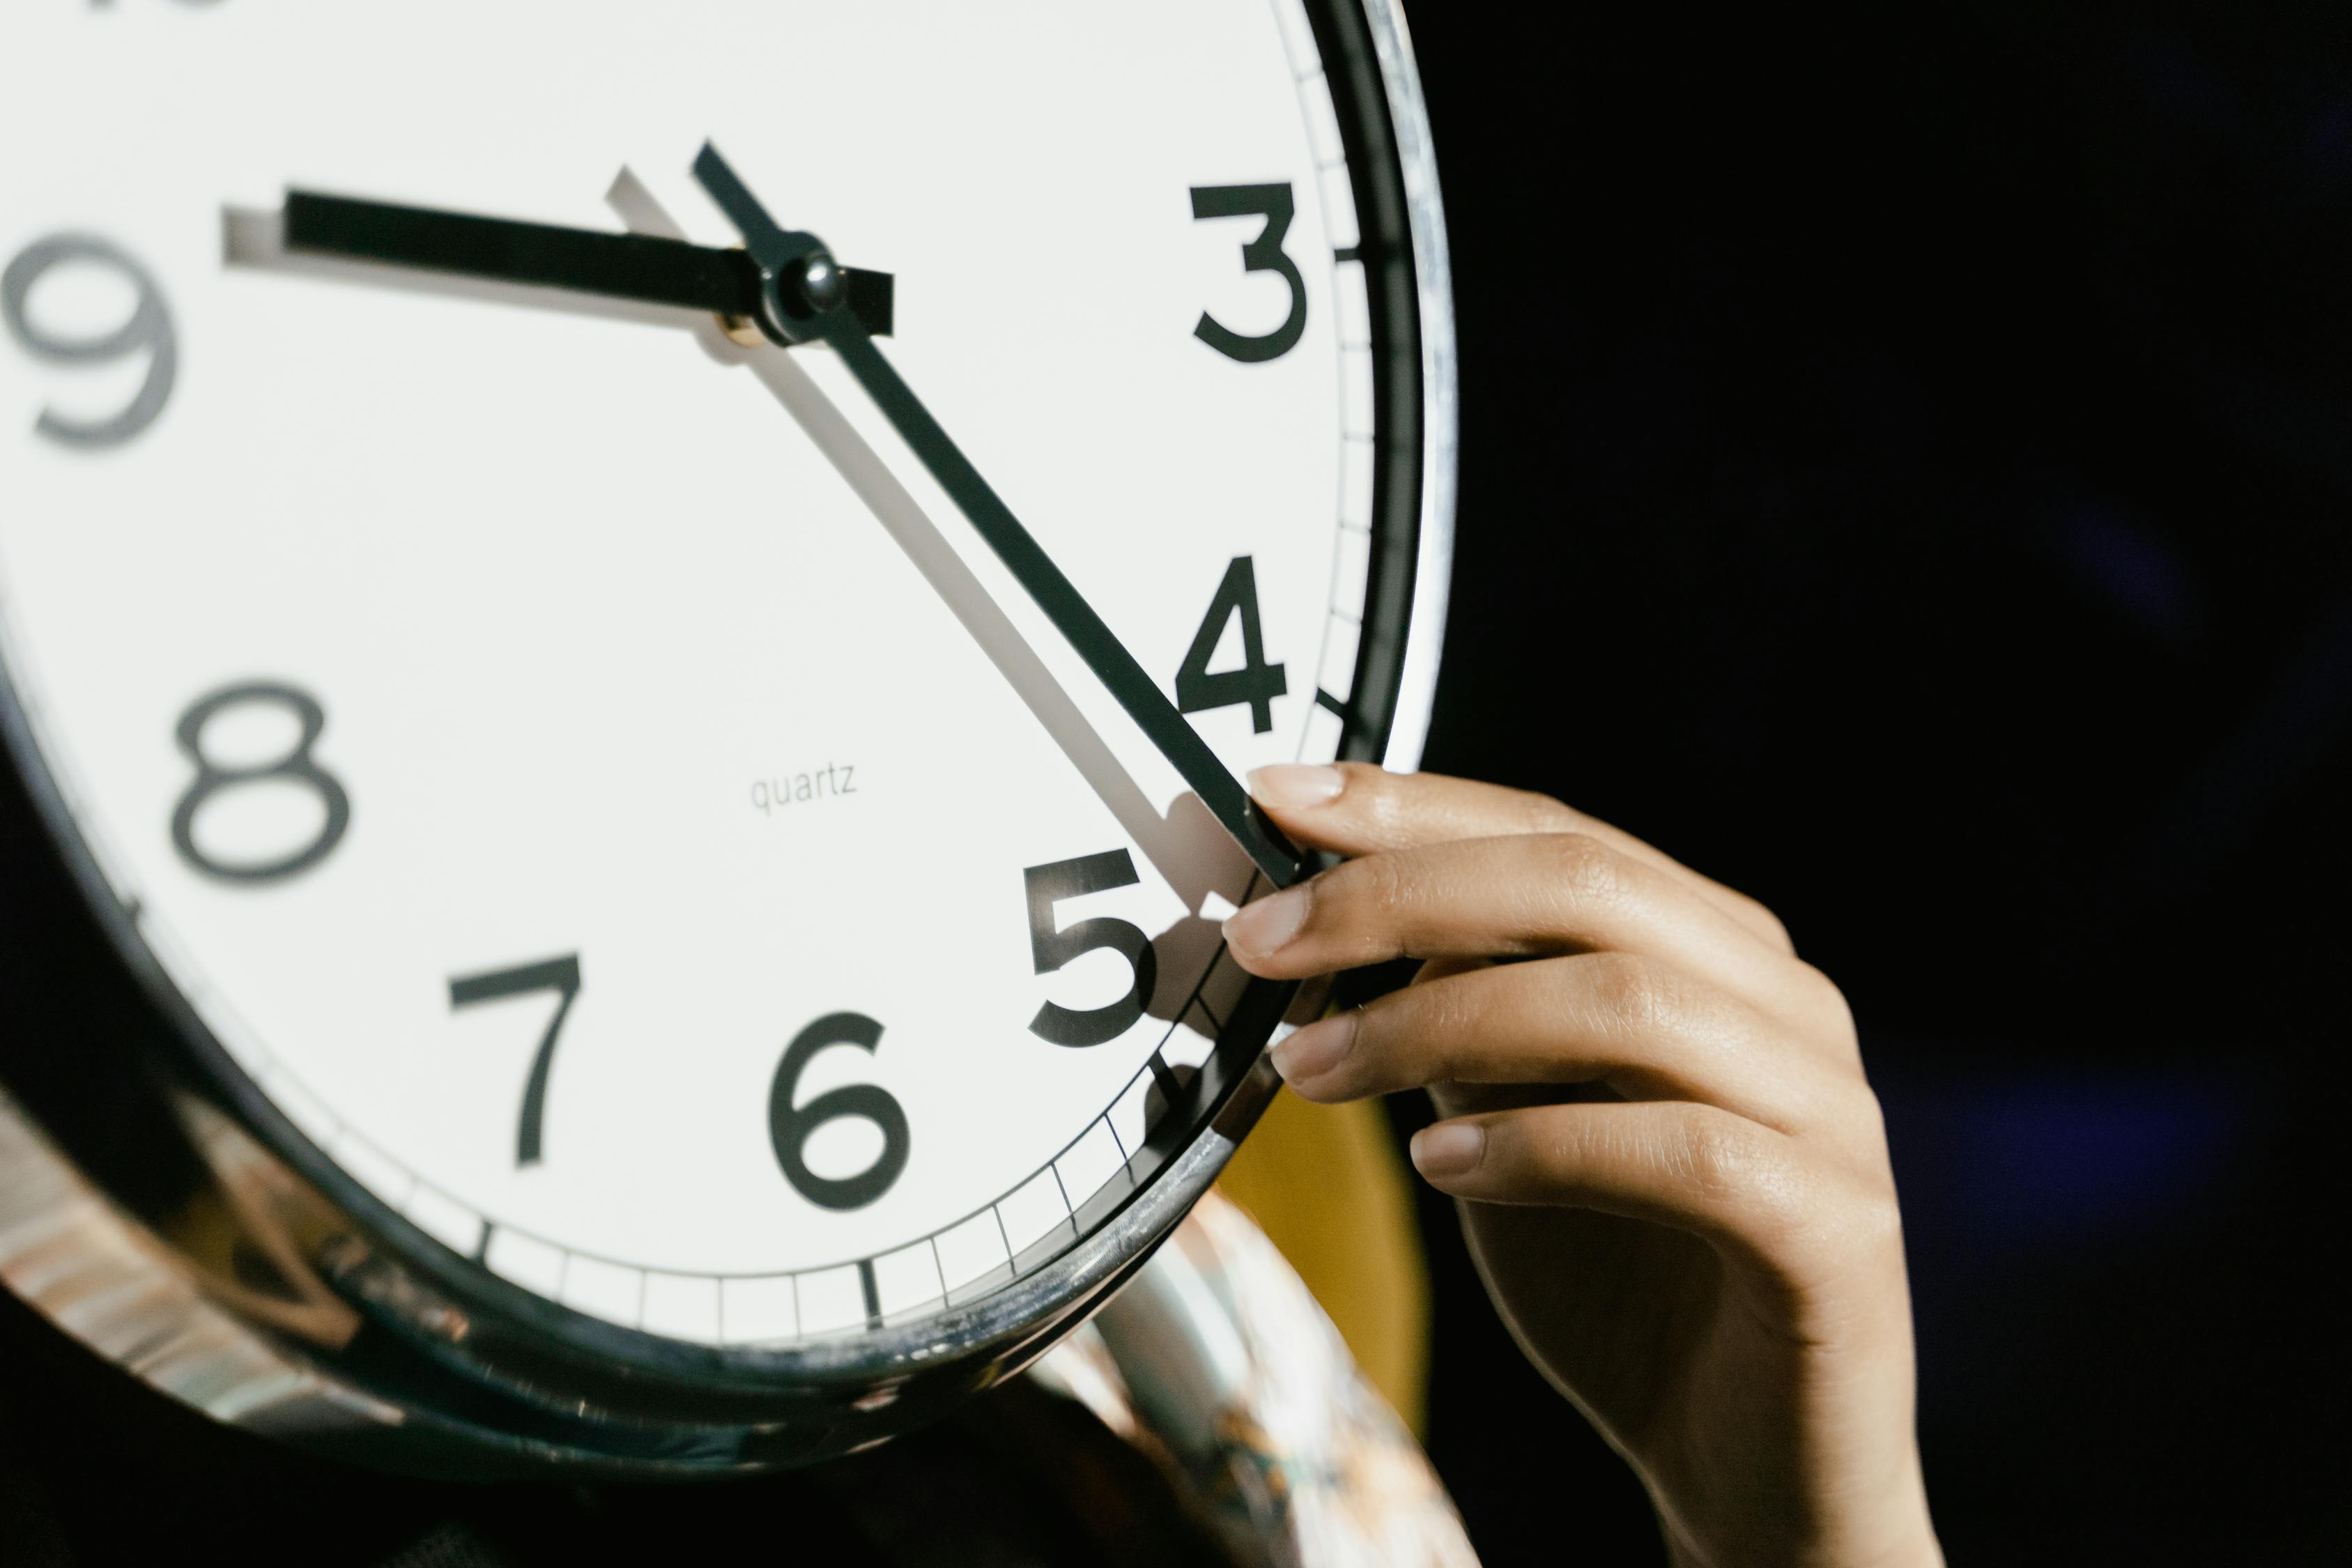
<box><xmin>0</xmin><ymin>0</ymin><xmax>1448</xmax><ymax>1422</ymax></box>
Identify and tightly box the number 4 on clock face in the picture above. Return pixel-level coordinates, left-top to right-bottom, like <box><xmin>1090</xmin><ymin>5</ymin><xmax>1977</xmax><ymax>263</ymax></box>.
<box><xmin>1175</xmin><ymin>555</ymin><xmax>1287</xmax><ymax>735</ymax></box>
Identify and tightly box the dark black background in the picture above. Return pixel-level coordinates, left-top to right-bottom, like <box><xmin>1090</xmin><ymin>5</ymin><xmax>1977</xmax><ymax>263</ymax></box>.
<box><xmin>1399</xmin><ymin>0</ymin><xmax>2350</xmax><ymax>1561</ymax></box>
<box><xmin>6</xmin><ymin>1</ymin><xmax>2349</xmax><ymax>1562</ymax></box>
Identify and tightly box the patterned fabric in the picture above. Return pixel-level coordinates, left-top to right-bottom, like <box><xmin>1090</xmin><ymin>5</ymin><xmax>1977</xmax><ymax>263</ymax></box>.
<box><xmin>376</xmin><ymin>1524</ymin><xmax>513</xmax><ymax>1568</ymax></box>
<box><xmin>0</xmin><ymin>1160</ymin><xmax>1467</xmax><ymax>1566</ymax></box>
<box><xmin>1213</xmin><ymin>1088</ymin><xmax>1432</xmax><ymax>1432</ymax></box>
<box><xmin>1033</xmin><ymin>1191</ymin><xmax>1477</xmax><ymax>1568</ymax></box>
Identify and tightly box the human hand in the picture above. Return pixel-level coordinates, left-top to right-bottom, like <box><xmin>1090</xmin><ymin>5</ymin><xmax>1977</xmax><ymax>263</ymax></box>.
<box><xmin>1220</xmin><ymin>764</ymin><xmax>1941</xmax><ymax>1568</ymax></box>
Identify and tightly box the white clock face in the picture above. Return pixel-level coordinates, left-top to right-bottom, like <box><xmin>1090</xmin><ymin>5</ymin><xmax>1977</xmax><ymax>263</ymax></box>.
<box><xmin>0</xmin><ymin>0</ymin><xmax>1426</xmax><ymax>1349</ymax></box>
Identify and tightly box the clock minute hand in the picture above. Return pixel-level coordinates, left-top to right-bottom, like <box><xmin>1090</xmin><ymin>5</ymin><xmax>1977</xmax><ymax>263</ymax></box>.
<box><xmin>279</xmin><ymin>190</ymin><xmax>896</xmax><ymax>337</ymax></box>
<box><xmin>689</xmin><ymin>144</ymin><xmax>1305</xmax><ymax>890</ymax></box>
<box><xmin>829</xmin><ymin>321</ymin><xmax>1305</xmax><ymax>891</ymax></box>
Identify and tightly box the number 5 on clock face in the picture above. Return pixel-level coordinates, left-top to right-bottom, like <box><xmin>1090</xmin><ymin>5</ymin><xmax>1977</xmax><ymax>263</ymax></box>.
<box><xmin>1024</xmin><ymin>850</ymin><xmax>1158</xmax><ymax>1049</ymax></box>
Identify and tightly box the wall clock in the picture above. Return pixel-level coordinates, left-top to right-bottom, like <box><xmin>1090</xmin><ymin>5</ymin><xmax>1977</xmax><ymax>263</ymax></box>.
<box><xmin>0</xmin><ymin>0</ymin><xmax>1452</xmax><ymax>1473</ymax></box>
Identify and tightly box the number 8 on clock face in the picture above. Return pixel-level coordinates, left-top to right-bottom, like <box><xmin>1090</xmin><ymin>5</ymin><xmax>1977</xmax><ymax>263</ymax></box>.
<box><xmin>0</xmin><ymin>0</ymin><xmax>1451</xmax><ymax>1466</ymax></box>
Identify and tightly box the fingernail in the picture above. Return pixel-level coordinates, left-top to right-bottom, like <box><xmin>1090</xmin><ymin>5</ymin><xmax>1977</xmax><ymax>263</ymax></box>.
<box><xmin>1247</xmin><ymin>763</ymin><xmax>1345</xmax><ymax>812</ymax></box>
<box><xmin>1270</xmin><ymin>1010</ymin><xmax>1358</xmax><ymax>1086</ymax></box>
<box><xmin>1411</xmin><ymin>1123</ymin><xmax>1484</xmax><ymax>1178</ymax></box>
<box><xmin>1223</xmin><ymin>886</ymin><xmax>1310</xmax><ymax>964</ymax></box>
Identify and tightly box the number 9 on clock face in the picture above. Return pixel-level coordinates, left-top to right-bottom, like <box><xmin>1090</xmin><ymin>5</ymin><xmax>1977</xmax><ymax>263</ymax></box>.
<box><xmin>0</xmin><ymin>0</ymin><xmax>1449</xmax><ymax>1452</ymax></box>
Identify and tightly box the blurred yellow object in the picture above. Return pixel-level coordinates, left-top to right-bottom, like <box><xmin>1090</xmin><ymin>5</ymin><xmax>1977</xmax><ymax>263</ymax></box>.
<box><xmin>1214</xmin><ymin>1087</ymin><xmax>1429</xmax><ymax>1434</ymax></box>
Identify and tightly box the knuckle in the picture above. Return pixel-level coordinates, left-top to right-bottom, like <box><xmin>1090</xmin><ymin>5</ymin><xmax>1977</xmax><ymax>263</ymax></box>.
<box><xmin>1678</xmin><ymin>1114</ymin><xmax>1803</xmax><ymax>1229</ymax></box>
<box><xmin>1677</xmin><ymin>1114</ymin><xmax>1755</xmax><ymax>1197</ymax></box>
<box><xmin>1843</xmin><ymin>1079</ymin><xmax>1889</xmax><ymax>1144</ymax></box>
<box><xmin>1538</xmin><ymin>831</ymin><xmax>1624</xmax><ymax>903</ymax></box>
<box><xmin>1418</xmin><ymin>982</ymin><xmax>1495</xmax><ymax>1081</ymax></box>
<box><xmin>1351</xmin><ymin>851</ymin><xmax>1414</xmax><ymax>922</ymax></box>
<box><xmin>1750</xmin><ymin>902</ymin><xmax>1795</xmax><ymax>951</ymax></box>
<box><xmin>1585</xmin><ymin>950</ymin><xmax>1674</xmax><ymax>1035</ymax></box>
<box><xmin>1711</xmin><ymin>878</ymin><xmax>1793</xmax><ymax>948</ymax></box>
<box><xmin>1847</xmin><ymin>1176</ymin><xmax>1906</xmax><ymax>1253</ymax></box>
<box><xmin>1340</xmin><ymin>763</ymin><xmax>1413</xmax><ymax>843</ymax></box>
<box><xmin>1811</xmin><ymin>1162</ymin><xmax>1906</xmax><ymax>1267</ymax></box>
<box><xmin>1793</xmin><ymin>960</ymin><xmax>1859</xmax><ymax>1046</ymax></box>
<box><xmin>1380</xmin><ymin>972</ymin><xmax>1479</xmax><ymax>1070</ymax></box>
<box><xmin>1799</xmin><ymin>1075</ymin><xmax>1889</xmax><ymax>1162</ymax></box>
<box><xmin>1319</xmin><ymin>852</ymin><xmax>1413</xmax><ymax>950</ymax></box>
<box><xmin>1512</xmin><ymin>786</ymin><xmax>1581</xmax><ymax>835</ymax></box>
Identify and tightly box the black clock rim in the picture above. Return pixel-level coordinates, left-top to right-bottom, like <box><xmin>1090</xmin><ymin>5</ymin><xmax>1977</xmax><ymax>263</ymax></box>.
<box><xmin>0</xmin><ymin>0</ymin><xmax>1454</xmax><ymax>1466</ymax></box>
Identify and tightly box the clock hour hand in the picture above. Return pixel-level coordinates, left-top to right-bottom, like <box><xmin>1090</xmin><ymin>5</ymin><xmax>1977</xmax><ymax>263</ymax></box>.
<box><xmin>277</xmin><ymin>190</ymin><xmax>896</xmax><ymax>337</ymax></box>
<box><xmin>689</xmin><ymin>144</ymin><xmax>1305</xmax><ymax>890</ymax></box>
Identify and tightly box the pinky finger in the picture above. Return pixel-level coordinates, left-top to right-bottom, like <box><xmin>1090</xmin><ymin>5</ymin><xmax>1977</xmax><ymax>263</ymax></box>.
<box><xmin>1409</xmin><ymin>1100</ymin><xmax>1811</xmax><ymax>1271</ymax></box>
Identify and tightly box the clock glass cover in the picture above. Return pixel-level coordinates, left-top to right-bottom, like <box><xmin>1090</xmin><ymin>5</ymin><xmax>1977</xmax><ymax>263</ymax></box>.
<box><xmin>0</xmin><ymin>0</ymin><xmax>1449</xmax><ymax>1456</ymax></box>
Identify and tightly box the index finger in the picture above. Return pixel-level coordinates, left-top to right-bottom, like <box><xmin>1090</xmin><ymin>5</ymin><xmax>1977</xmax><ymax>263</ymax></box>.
<box><xmin>1247</xmin><ymin>763</ymin><xmax>1794</xmax><ymax>954</ymax></box>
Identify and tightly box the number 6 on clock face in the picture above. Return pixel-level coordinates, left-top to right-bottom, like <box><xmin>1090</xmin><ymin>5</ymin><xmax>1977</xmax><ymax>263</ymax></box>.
<box><xmin>770</xmin><ymin>1012</ymin><xmax>910</xmax><ymax>1213</ymax></box>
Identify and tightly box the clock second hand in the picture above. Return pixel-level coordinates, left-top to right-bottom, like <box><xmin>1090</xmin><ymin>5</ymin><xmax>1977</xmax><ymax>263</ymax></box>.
<box><xmin>689</xmin><ymin>143</ymin><xmax>1305</xmax><ymax>891</ymax></box>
